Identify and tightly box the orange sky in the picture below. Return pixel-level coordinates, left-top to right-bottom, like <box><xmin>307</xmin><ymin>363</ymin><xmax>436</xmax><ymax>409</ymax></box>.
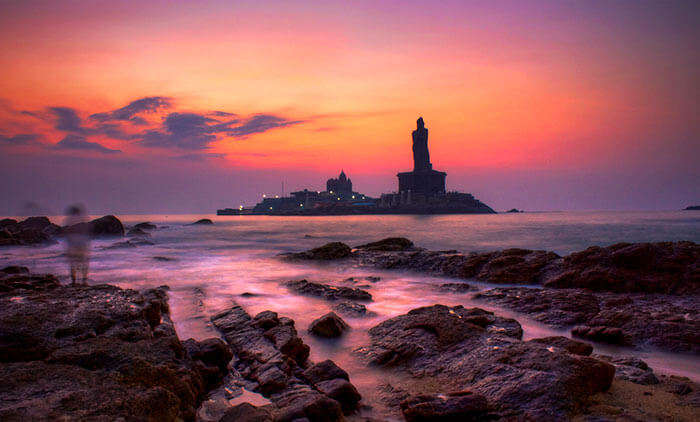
<box><xmin>1</xmin><ymin>1</ymin><xmax>698</xmax><ymax>212</ymax></box>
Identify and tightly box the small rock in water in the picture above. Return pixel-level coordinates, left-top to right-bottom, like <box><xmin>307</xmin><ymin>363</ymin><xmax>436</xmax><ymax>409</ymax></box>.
<box><xmin>284</xmin><ymin>279</ymin><xmax>372</xmax><ymax>302</ymax></box>
<box><xmin>127</xmin><ymin>227</ymin><xmax>150</xmax><ymax>237</ymax></box>
<box><xmin>191</xmin><ymin>218</ymin><xmax>213</xmax><ymax>225</ymax></box>
<box><xmin>333</xmin><ymin>301</ymin><xmax>368</xmax><ymax>316</ymax></box>
<box><xmin>134</xmin><ymin>222</ymin><xmax>157</xmax><ymax>231</ymax></box>
<box><xmin>308</xmin><ymin>312</ymin><xmax>349</xmax><ymax>337</ymax></box>
<box><xmin>283</xmin><ymin>242</ymin><xmax>352</xmax><ymax>260</ymax></box>
<box><xmin>438</xmin><ymin>282</ymin><xmax>474</xmax><ymax>292</ymax></box>
<box><xmin>153</xmin><ymin>256</ymin><xmax>175</xmax><ymax>261</ymax></box>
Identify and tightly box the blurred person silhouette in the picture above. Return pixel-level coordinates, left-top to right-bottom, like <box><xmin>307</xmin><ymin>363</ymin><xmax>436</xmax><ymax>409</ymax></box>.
<box><xmin>64</xmin><ymin>204</ymin><xmax>90</xmax><ymax>285</ymax></box>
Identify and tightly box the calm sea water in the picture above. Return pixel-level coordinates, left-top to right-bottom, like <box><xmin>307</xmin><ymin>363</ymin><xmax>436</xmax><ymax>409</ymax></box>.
<box><xmin>2</xmin><ymin>211</ymin><xmax>699</xmax><ymax>418</ymax></box>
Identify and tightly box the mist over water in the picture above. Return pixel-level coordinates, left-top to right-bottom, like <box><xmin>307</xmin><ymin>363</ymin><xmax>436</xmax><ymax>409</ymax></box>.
<box><xmin>1</xmin><ymin>211</ymin><xmax>699</xmax><ymax>416</ymax></box>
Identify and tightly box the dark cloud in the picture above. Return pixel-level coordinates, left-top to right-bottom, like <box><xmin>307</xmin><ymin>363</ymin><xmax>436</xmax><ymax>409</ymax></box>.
<box><xmin>172</xmin><ymin>152</ymin><xmax>226</xmax><ymax>161</ymax></box>
<box><xmin>0</xmin><ymin>133</ymin><xmax>41</xmax><ymax>145</ymax></box>
<box><xmin>49</xmin><ymin>107</ymin><xmax>85</xmax><ymax>134</ymax></box>
<box><xmin>227</xmin><ymin>114</ymin><xmax>303</xmax><ymax>138</ymax></box>
<box><xmin>139</xmin><ymin>112</ymin><xmax>224</xmax><ymax>150</ymax></box>
<box><xmin>90</xmin><ymin>96</ymin><xmax>172</xmax><ymax>123</ymax></box>
<box><xmin>54</xmin><ymin>134</ymin><xmax>121</xmax><ymax>154</ymax></box>
<box><xmin>209</xmin><ymin>111</ymin><xmax>237</xmax><ymax>117</ymax></box>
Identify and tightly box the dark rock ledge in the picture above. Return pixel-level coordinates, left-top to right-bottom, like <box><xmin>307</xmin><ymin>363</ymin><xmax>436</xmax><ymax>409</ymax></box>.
<box><xmin>0</xmin><ymin>266</ymin><xmax>231</xmax><ymax>421</ymax></box>
<box><xmin>355</xmin><ymin>304</ymin><xmax>615</xmax><ymax>420</ymax></box>
<box><xmin>211</xmin><ymin>306</ymin><xmax>361</xmax><ymax>421</ymax></box>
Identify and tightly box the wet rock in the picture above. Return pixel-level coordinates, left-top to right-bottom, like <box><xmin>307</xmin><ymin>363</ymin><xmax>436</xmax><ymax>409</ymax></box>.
<box><xmin>315</xmin><ymin>378</ymin><xmax>361</xmax><ymax>412</ymax></box>
<box><xmin>127</xmin><ymin>227</ymin><xmax>151</xmax><ymax>237</ymax></box>
<box><xmin>475</xmin><ymin>287</ymin><xmax>700</xmax><ymax>353</ymax></box>
<box><xmin>282</xmin><ymin>242</ymin><xmax>352</xmax><ymax>260</ymax></box>
<box><xmin>332</xmin><ymin>301</ymin><xmax>369</xmax><ymax>316</ymax></box>
<box><xmin>595</xmin><ymin>355</ymin><xmax>660</xmax><ymax>385</ymax></box>
<box><xmin>1</xmin><ymin>265</ymin><xmax>29</xmax><ymax>274</ymax></box>
<box><xmin>400</xmin><ymin>391</ymin><xmax>490</xmax><ymax>421</ymax></box>
<box><xmin>219</xmin><ymin>402</ymin><xmax>272</xmax><ymax>422</ymax></box>
<box><xmin>105</xmin><ymin>239</ymin><xmax>155</xmax><ymax>249</ymax></box>
<box><xmin>357</xmin><ymin>304</ymin><xmax>614</xmax><ymax>419</ymax></box>
<box><xmin>0</xmin><ymin>216</ymin><xmax>61</xmax><ymax>246</ymax></box>
<box><xmin>211</xmin><ymin>306</ymin><xmax>360</xmax><ymax>420</ymax></box>
<box><xmin>437</xmin><ymin>282</ymin><xmax>474</xmax><ymax>292</ymax></box>
<box><xmin>192</xmin><ymin>218</ymin><xmax>214</xmax><ymax>225</ymax></box>
<box><xmin>135</xmin><ymin>222</ymin><xmax>157</xmax><ymax>231</ymax></box>
<box><xmin>308</xmin><ymin>312</ymin><xmax>349</xmax><ymax>338</ymax></box>
<box><xmin>0</xmin><ymin>271</ymin><xmax>61</xmax><ymax>293</ymax></box>
<box><xmin>0</xmin><ymin>269</ymin><xmax>227</xmax><ymax>421</ymax></box>
<box><xmin>88</xmin><ymin>215</ymin><xmax>125</xmax><ymax>237</ymax></box>
<box><xmin>284</xmin><ymin>279</ymin><xmax>372</xmax><ymax>302</ymax></box>
<box><xmin>572</xmin><ymin>325</ymin><xmax>625</xmax><ymax>344</ymax></box>
<box><xmin>355</xmin><ymin>247</ymin><xmax>560</xmax><ymax>285</ymax></box>
<box><xmin>302</xmin><ymin>360</ymin><xmax>349</xmax><ymax>384</ymax></box>
<box><xmin>183</xmin><ymin>337</ymin><xmax>233</xmax><ymax>386</ymax></box>
<box><xmin>355</xmin><ymin>237</ymin><xmax>414</xmax><ymax>251</ymax></box>
<box><xmin>543</xmin><ymin>241</ymin><xmax>699</xmax><ymax>294</ymax></box>
<box><xmin>528</xmin><ymin>336</ymin><xmax>593</xmax><ymax>356</ymax></box>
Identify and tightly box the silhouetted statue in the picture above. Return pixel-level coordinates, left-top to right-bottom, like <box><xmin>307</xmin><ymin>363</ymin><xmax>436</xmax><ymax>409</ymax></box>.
<box><xmin>412</xmin><ymin>117</ymin><xmax>431</xmax><ymax>171</ymax></box>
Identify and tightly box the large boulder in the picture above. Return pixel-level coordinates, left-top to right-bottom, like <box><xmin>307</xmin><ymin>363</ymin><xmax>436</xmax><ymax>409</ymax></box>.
<box><xmin>308</xmin><ymin>312</ymin><xmax>349</xmax><ymax>338</ymax></box>
<box><xmin>0</xmin><ymin>269</ymin><xmax>228</xmax><ymax>421</ymax></box>
<box><xmin>191</xmin><ymin>219</ymin><xmax>213</xmax><ymax>225</ymax></box>
<box><xmin>0</xmin><ymin>216</ymin><xmax>62</xmax><ymax>246</ymax></box>
<box><xmin>88</xmin><ymin>215</ymin><xmax>125</xmax><ymax>236</ymax></box>
<box><xmin>357</xmin><ymin>305</ymin><xmax>614</xmax><ymax>420</ymax></box>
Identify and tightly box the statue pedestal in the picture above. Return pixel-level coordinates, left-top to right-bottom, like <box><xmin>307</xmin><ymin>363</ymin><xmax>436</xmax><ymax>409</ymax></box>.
<box><xmin>397</xmin><ymin>169</ymin><xmax>447</xmax><ymax>197</ymax></box>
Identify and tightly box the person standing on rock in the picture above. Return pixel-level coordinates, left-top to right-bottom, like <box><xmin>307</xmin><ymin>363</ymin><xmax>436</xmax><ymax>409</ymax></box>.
<box><xmin>64</xmin><ymin>204</ymin><xmax>90</xmax><ymax>285</ymax></box>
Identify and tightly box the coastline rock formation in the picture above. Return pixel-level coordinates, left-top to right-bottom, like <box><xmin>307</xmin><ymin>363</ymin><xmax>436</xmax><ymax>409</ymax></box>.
<box><xmin>0</xmin><ymin>267</ymin><xmax>230</xmax><ymax>421</ymax></box>
<box><xmin>285</xmin><ymin>239</ymin><xmax>700</xmax><ymax>354</ymax></box>
<box><xmin>356</xmin><ymin>305</ymin><xmax>615</xmax><ymax>420</ymax></box>
<box><xmin>0</xmin><ymin>215</ymin><xmax>128</xmax><ymax>247</ymax></box>
<box><xmin>211</xmin><ymin>306</ymin><xmax>361</xmax><ymax>421</ymax></box>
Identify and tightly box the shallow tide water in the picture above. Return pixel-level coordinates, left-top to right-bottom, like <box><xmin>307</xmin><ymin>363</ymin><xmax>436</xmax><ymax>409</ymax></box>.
<box><xmin>2</xmin><ymin>211</ymin><xmax>699</xmax><ymax>417</ymax></box>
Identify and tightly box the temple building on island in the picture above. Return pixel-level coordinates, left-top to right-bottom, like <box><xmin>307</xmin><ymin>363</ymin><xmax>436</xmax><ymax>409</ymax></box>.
<box><xmin>217</xmin><ymin>117</ymin><xmax>495</xmax><ymax>215</ymax></box>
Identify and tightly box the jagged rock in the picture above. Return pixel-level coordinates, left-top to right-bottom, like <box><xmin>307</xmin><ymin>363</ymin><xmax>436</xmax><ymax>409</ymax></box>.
<box><xmin>308</xmin><ymin>312</ymin><xmax>349</xmax><ymax>338</ymax></box>
<box><xmin>284</xmin><ymin>279</ymin><xmax>372</xmax><ymax>302</ymax></box>
<box><xmin>0</xmin><ymin>216</ymin><xmax>62</xmax><ymax>246</ymax></box>
<box><xmin>355</xmin><ymin>237</ymin><xmax>414</xmax><ymax>251</ymax></box>
<box><xmin>134</xmin><ymin>222</ymin><xmax>157</xmax><ymax>231</ymax></box>
<box><xmin>282</xmin><ymin>242</ymin><xmax>352</xmax><ymax>260</ymax></box>
<box><xmin>475</xmin><ymin>287</ymin><xmax>699</xmax><ymax>353</ymax></box>
<box><xmin>400</xmin><ymin>391</ymin><xmax>490</xmax><ymax>421</ymax></box>
<box><xmin>595</xmin><ymin>355</ymin><xmax>660</xmax><ymax>385</ymax></box>
<box><xmin>528</xmin><ymin>336</ymin><xmax>593</xmax><ymax>356</ymax></box>
<box><xmin>219</xmin><ymin>402</ymin><xmax>272</xmax><ymax>422</ymax></box>
<box><xmin>1</xmin><ymin>266</ymin><xmax>29</xmax><ymax>274</ymax></box>
<box><xmin>192</xmin><ymin>219</ymin><xmax>214</xmax><ymax>225</ymax></box>
<box><xmin>357</xmin><ymin>305</ymin><xmax>614</xmax><ymax>419</ymax></box>
<box><xmin>543</xmin><ymin>241</ymin><xmax>699</xmax><ymax>294</ymax></box>
<box><xmin>104</xmin><ymin>239</ymin><xmax>154</xmax><ymax>249</ymax></box>
<box><xmin>0</xmin><ymin>270</ymin><xmax>60</xmax><ymax>293</ymax></box>
<box><xmin>572</xmin><ymin>325</ymin><xmax>625</xmax><ymax>344</ymax></box>
<box><xmin>315</xmin><ymin>378</ymin><xmax>361</xmax><ymax>412</ymax></box>
<box><xmin>302</xmin><ymin>360</ymin><xmax>349</xmax><ymax>384</ymax></box>
<box><xmin>0</xmin><ymin>269</ymin><xmax>227</xmax><ymax>421</ymax></box>
<box><xmin>211</xmin><ymin>306</ymin><xmax>360</xmax><ymax>421</ymax></box>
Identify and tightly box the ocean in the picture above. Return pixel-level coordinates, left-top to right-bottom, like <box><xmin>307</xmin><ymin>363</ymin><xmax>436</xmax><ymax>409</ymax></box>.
<box><xmin>2</xmin><ymin>210</ymin><xmax>699</xmax><ymax>417</ymax></box>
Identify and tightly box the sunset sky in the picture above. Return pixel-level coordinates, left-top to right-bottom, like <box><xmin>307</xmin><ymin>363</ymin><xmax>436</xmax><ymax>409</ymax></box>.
<box><xmin>1</xmin><ymin>0</ymin><xmax>698</xmax><ymax>214</ymax></box>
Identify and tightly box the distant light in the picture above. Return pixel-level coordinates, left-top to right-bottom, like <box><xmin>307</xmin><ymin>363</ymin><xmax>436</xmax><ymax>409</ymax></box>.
<box><xmin>262</xmin><ymin>194</ymin><xmax>266</xmax><ymax>198</ymax></box>
<box><xmin>329</xmin><ymin>191</ymin><xmax>333</xmax><ymax>194</ymax></box>
<box><xmin>239</xmin><ymin>205</ymin><xmax>243</xmax><ymax>210</ymax></box>
<box><xmin>300</xmin><ymin>204</ymin><xmax>303</xmax><ymax>207</ymax></box>
<box><xmin>352</xmin><ymin>195</ymin><xmax>355</xmax><ymax>199</ymax></box>
<box><xmin>275</xmin><ymin>195</ymin><xmax>279</xmax><ymax>198</ymax></box>
<box><xmin>269</xmin><ymin>207</ymin><xmax>273</xmax><ymax>210</ymax></box>
<box><xmin>337</xmin><ymin>198</ymin><xmax>340</xmax><ymax>201</ymax></box>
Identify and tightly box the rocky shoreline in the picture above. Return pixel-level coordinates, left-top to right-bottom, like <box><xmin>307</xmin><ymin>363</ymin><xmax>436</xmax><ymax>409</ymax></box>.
<box><xmin>1</xmin><ymin>234</ymin><xmax>698</xmax><ymax>421</ymax></box>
